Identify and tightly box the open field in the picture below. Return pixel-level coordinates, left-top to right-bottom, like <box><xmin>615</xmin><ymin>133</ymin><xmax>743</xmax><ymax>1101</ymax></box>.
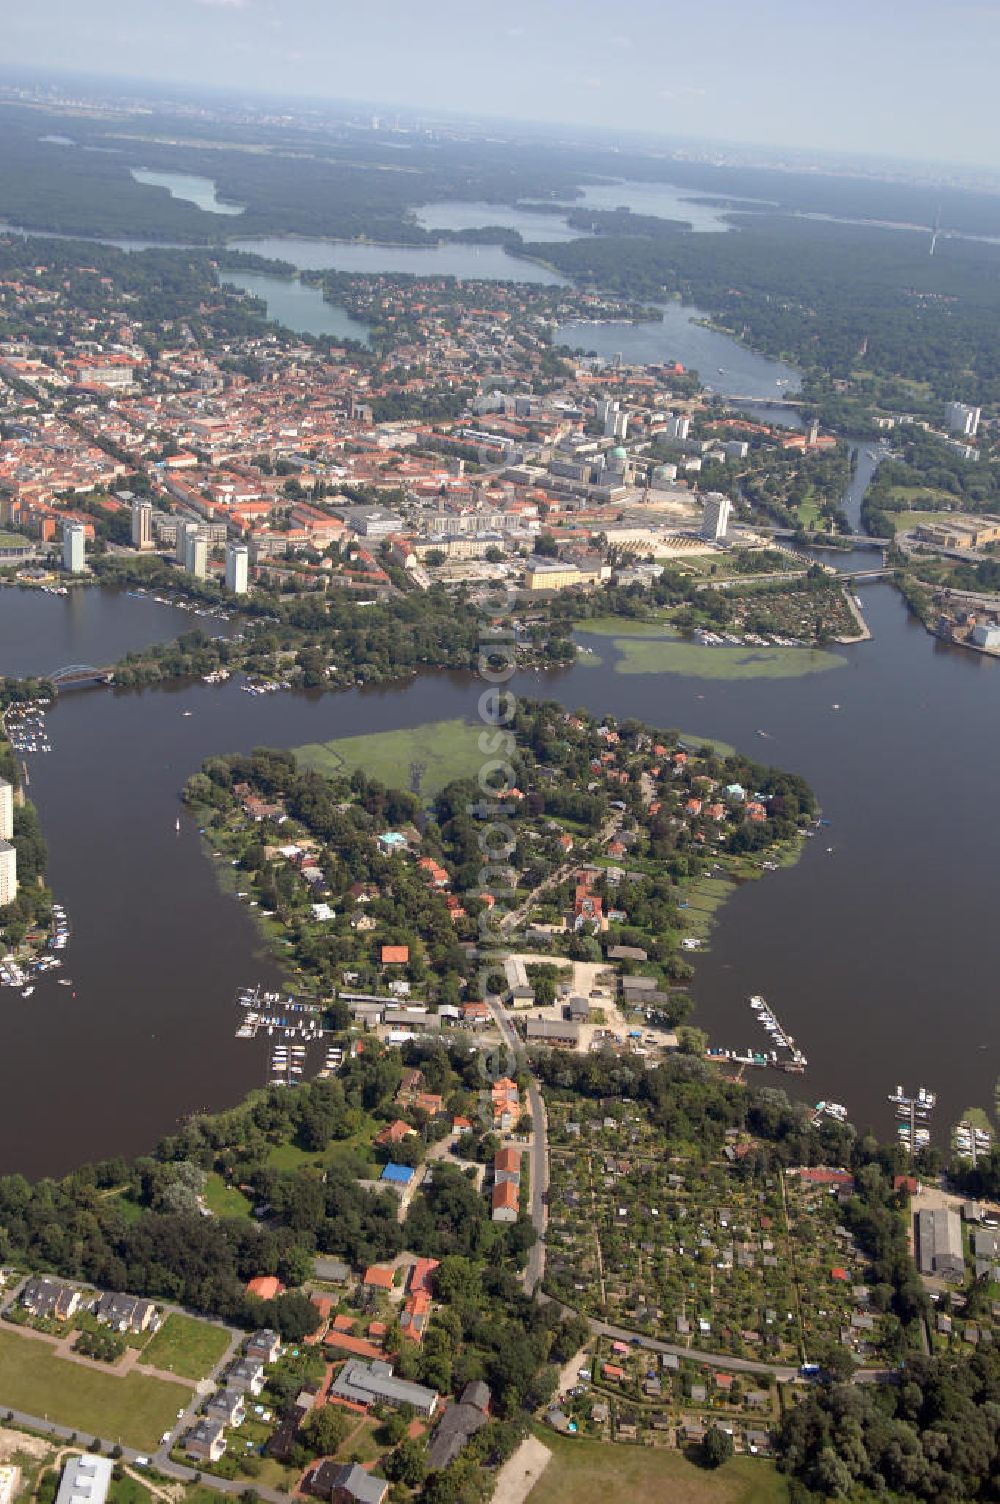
<box><xmin>612</xmin><ymin>637</ymin><xmax>845</xmax><ymax>680</ymax></box>
<box><xmin>0</xmin><ymin>1327</ymin><xmax>188</xmax><ymax>1448</ymax></box>
<box><xmin>140</xmin><ymin>1313</ymin><xmax>231</xmax><ymax>1380</ymax></box>
<box><xmin>295</xmin><ymin>718</ymin><xmax>484</xmax><ymax>797</ymax></box>
<box><xmin>527</xmin><ymin>1431</ymin><xmax>788</xmax><ymax>1504</ymax></box>
<box><xmin>202</xmin><ymin>1172</ymin><xmax>253</xmax><ymax>1220</ymax></box>
<box><xmin>0</xmin><ymin>532</ymin><xmax>30</xmax><ymax>549</ymax></box>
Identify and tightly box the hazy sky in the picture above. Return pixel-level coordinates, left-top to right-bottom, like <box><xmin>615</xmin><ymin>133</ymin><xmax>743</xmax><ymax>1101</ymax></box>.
<box><xmin>5</xmin><ymin>0</ymin><xmax>996</xmax><ymax>167</ymax></box>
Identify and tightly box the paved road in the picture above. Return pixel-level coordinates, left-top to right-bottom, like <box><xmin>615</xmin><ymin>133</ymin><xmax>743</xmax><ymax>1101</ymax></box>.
<box><xmin>0</xmin><ymin>1410</ymin><xmax>288</xmax><ymax>1502</ymax></box>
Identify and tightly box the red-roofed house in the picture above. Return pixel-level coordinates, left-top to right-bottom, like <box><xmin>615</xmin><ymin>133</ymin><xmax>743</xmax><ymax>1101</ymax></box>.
<box><xmin>364</xmin><ymin>1265</ymin><xmax>395</xmax><ymax>1291</ymax></box>
<box><xmin>246</xmin><ymin>1275</ymin><xmax>284</xmax><ymax>1301</ymax></box>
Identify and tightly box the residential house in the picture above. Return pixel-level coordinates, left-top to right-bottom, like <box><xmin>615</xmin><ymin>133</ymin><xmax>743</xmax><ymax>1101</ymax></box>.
<box><xmin>246</xmin><ymin>1328</ymin><xmax>282</xmax><ymax>1364</ymax></box>
<box><xmin>204</xmin><ymin>1389</ymin><xmax>246</xmax><ymax>1428</ymax></box>
<box><xmin>306</xmin><ymin>1462</ymin><xmax>388</xmax><ymax>1504</ymax></box>
<box><xmin>94</xmin><ymin>1292</ymin><xmax>157</xmax><ymax>1335</ymax></box>
<box><xmin>492</xmin><ymin>1180</ymin><xmax>519</xmax><ymax>1223</ymax></box>
<box><xmin>21</xmin><ymin>1276</ymin><xmax>81</xmax><ymax>1323</ymax></box>
<box><xmin>185</xmin><ymin>1420</ymin><xmax>227</xmax><ymax>1463</ymax></box>
<box><xmin>227</xmin><ymin>1358</ymin><xmax>266</xmax><ymax>1396</ymax></box>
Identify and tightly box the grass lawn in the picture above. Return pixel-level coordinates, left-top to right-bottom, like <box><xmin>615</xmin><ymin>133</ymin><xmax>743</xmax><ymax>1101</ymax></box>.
<box><xmin>578</xmin><ymin>618</ymin><xmax>844</xmax><ymax>681</ymax></box>
<box><xmin>0</xmin><ymin>531</ymin><xmax>30</xmax><ymax>549</ymax></box>
<box><xmin>890</xmin><ymin>508</ymin><xmax>961</xmax><ymax>535</ymax></box>
<box><xmin>579</xmin><ymin>614</ymin><xmax>676</xmax><ymax>637</ymax></box>
<box><xmin>528</xmin><ymin>1431</ymin><xmax>789</xmax><ymax>1504</ymax></box>
<box><xmin>0</xmin><ymin>1327</ymin><xmax>188</xmax><ymax>1449</ymax></box>
<box><xmin>295</xmin><ymin>718</ymin><xmax>485</xmax><ymax>798</ymax></box>
<box><xmin>676</xmin><ymin>730</ymin><xmax>736</xmax><ymax>758</ymax></box>
<box><xmin>203</xmin><ymin>1172</ymin><xmax>253</xmax><ymax>1220</ymax></box>
<box><xmin>109</xmin><ymin>1476</ymin><xmax>154</xmax><ymax>1504</ymax></box>
<box><xmin>140</xmin><ymin>1313</ymin><xmax>231</xmax><ymax>1381</ymax></box>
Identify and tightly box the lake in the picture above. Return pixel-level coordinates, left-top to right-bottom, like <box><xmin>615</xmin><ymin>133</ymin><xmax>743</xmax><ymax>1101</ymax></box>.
<box><xmin>413</xmin><ymin>201</ymin><xmax>586</xmax><ymax>243</ymax></box>
<box><xmin>220</xmin><ymin>271</ymin><xmax>373</xmax><ymax>344</ymax></box>
<box><xmin>555</xmin><ymin>302</ymin><xmax>802</xmax><ymax>400</ymax></box>
<box><xmin>542</xmin><ymin>178</ymin><xmax>757</xmax><ymax>234</ymax></box>
<box><xmin>226</xmin><ymin>236</ymin><xmax>569</xmax><ymax>283</ymax></box>
<box><xmin>210</xmin><ymin>264</ymin><xmax>800</xmax><ymax>399</ymax></box>
<box><xmin>130</xmin><ymin>169</ymin><xmax>245</xmax><ymax>217</ymax></box>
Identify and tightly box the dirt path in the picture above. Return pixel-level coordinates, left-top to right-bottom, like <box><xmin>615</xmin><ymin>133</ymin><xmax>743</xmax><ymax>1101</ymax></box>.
<box><xmin>491</xmin><ymin>1435</ymin><xmax>552</xmax><ymax>1504</ymax></box>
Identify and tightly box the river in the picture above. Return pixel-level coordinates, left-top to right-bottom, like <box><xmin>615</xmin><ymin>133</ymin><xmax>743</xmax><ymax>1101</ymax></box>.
<box><xmin>0</xmin><ymin>585</ymin><xmax>235</xmax><ymax>681</ymax></box>
<box><xmin>2</xmin><ymin>526</ymin><xmax>1000</xmax><ymax>1176</ymax></box>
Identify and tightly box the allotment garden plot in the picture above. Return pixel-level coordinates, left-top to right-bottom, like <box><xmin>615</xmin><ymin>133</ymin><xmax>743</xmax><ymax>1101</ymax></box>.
<box><xmin>543</xmin><ymin>1100</ymin><xmax>897</xmax><ymax>1368</ymax></box>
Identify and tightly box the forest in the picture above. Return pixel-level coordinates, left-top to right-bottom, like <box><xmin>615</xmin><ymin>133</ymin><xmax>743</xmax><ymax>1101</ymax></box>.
<box><xmin>534</xmin><ymin>211</ymin><xmax>1000</xmax><ymax>401</ymax></box>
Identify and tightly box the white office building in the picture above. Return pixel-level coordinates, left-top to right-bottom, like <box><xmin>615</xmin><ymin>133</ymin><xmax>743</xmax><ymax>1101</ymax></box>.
<box><xmin>665</xmin><ymin>414</ymin><xmax>691</xmax><ymax>443</ymax></box>
<box><xmin>0</xmin><ymin>840</ymin><xmax>17</xmax><ymax>907</ymax></box>
<box><xmin>945</xmin><ymin>401</ymin><xmax>981</xmax><ymax>438</ymax></box>
<box><xmin>225</xmin><ymin>542</ymin><xmax>249</xmax><ymax>595</ymax></box>
<box><xmin>55</xmin><ymin>1455</ymin><xmax>113</xmax><ymax>1504</ymax></box>
<box><xmin>700</xmin><ymin>492</ymin><xmax>732</xmax><ymax>542</ymax></box>
<box><xmin>131</xmin><ymin>499</ymin><xmax>153</xmax><ymax>550</ymax></box>
<box><xmin>0</xmin><ymin>777</ymin><xmax>12</xmax><ymax>842</ymax></box>
<box><xmin>185</xmin><ymin>529</ymin><xmax>208</xmax><ymax>579</ymax></box>
<box><xmin>62</xmin><ymin>523</ymin><xmax>87</xmax><ymax>573</ymax></box>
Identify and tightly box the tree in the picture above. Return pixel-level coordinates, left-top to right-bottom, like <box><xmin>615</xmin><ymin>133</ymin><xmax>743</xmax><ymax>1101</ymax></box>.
<box><xmin>701</xmin><ymin>1426</ymin><xmax>734</xmax><ymax>1469</ymax></box>
<box><xmin>383</xmin><ymin>1437</ymin><xmax>426</xmax><ymax>1487</ymax></box>
<box><xmin>300</xmin><ymin>1405</ymin><xmax>350</xmax><ymax>1458</ymax></box>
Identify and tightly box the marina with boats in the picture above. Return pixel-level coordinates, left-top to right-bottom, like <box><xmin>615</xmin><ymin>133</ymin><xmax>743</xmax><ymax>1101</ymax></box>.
<box><xmin>234</xmin><ymin>982</ymin><xmax>327</xmax><ymax>1085</ymax></box>
<box><xmin>0</xmin><ymin>901</ymin><xmax>71</xmax><ymax>997</ymax></box>
<box><xmin>706</xmin><ymin>993</ymin><xmax>809</xmax><ymax>1074</ymax></box>
<box><xmin>890</xmin><ymin>1083</ymin><xmax>938</xmax><ymax>1153</ymax></box>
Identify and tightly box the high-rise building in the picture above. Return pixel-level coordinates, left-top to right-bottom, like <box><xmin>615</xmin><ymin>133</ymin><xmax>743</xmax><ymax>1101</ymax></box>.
<box><xmin>184</xmin><ymin>529</ymin><xmax>208</xmax><ymax>579</ymax></box>
<box><xmin>62</xmin><ymin>523</ymin><xmax>86</xmax><ymax>573</ymax></box>
<box><xmin>700</xmin><ymin>493</ymin><xmax>732</xmax><ymax>542</ymax></box>
<box><xmin>131</xmin><ymin>499</ymin><xmax>153</xmax><ymax>551</ymax></box>
<box><xmin>176</xmin><ymin>520</ymin><xmax>198</xmax><ymax>565</ymax></box>
<box><xmin>0</xmin><ymin>840</ymin><xmax>17</xmax><ymax>908</ymax></box>
<box><xmin>0</xmin><ymin>777</ymin><xmax>12</xmax><ymax>842</ymax></box>
<box><xmin>601</xmin><ymin>400</ymin><xmax>620</xmax><ymax>437</ymax></box>
<box><xmin>225</xmin><ymin>543</ymin><xmax>249</xmax><ymax>595</ymax></box>
<box><xmin>665</xmin><ymin>414</ymin><xmax>691</xmax><ymax>443</ymax></box>
<box><xmin>945</xmin><ymin>401</ymin><xmax>981</xmax><ymax>438</ymax></box>
<box><xmin>0</xmin><ymin>777</ymin><xmax>12</xmax><ymax>843</ymax></box>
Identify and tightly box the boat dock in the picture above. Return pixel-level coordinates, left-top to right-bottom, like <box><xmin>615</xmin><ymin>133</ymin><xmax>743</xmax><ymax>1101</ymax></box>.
<box><xmin>706</xmin><ymin>995</ymin><xmax>808</xmax><ymax>1076</ymax></box>
<box><xmin>234</xmin><ymin>983</ymin><xmax>327</xmax><ymax>1084</ymax></box>
<box><xmin>889</xmin><ymin>1083</ymin><xmax>937</xmax><ymax>1153</ymax></box>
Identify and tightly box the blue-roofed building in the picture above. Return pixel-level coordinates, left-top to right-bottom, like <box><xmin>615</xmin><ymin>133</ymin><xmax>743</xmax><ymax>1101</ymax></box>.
<box><xmin>381</xmin><ymin>1163</ymin><xmax>415</xmax><ymax>1186</ymax></box>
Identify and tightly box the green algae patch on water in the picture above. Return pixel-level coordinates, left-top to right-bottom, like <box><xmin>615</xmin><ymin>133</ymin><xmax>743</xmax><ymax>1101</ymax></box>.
<box><xmin>611</xmin><ymin>636</ymin><xmax>847</xmax><ymax>679</ymax></box>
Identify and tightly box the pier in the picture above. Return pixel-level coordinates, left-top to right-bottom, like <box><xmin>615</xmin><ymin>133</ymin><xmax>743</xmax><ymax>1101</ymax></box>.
<box><xmin>707</xmin><ymin>994</ymin><xmax>808</xmax><ymax>1074</ymax></box>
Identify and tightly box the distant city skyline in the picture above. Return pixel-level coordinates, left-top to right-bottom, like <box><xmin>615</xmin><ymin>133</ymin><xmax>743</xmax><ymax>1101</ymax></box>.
<box><xmin>3</xmin><ymin>0</ymin><xmax>998</xmax><ymax>171</ymax></box>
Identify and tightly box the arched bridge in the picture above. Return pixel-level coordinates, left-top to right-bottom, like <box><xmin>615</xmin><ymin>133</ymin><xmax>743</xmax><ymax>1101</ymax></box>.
<box><xmin>49</xmin><ymin>664</ymin><xmax>114</xmax><ymax>690</ymax></box>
